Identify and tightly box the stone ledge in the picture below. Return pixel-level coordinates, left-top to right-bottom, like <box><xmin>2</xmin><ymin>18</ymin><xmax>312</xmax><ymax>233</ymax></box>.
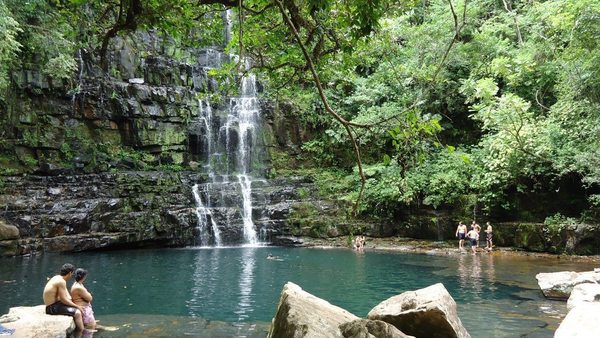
<box><xmin>0</xmin><ymin>305</ymin><xmax>75</xmax><ymax>338</ymax></box>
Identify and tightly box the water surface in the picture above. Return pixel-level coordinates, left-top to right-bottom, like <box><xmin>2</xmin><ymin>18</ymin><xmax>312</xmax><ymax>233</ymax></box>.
<box><xmin>0</xmin><ymin>247</ymin><xmax>594</xmax><ymax>337</ymax></box>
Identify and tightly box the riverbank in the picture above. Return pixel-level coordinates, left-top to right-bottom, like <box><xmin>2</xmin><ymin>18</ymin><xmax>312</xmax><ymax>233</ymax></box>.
<box><xmin>300</xmin><ymin>236</ymin><xmax>600</xmax><ymax>264</ymax></box>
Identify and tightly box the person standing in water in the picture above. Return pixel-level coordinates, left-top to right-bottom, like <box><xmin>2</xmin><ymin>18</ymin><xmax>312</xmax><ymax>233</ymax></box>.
<box><xmin>484</xmin><ymin>222</ymin><xmax>493</xmax><ymax>252</ymax></box>
<box><xmin>466</xmin><ymin>228</ymin><xmax>479</xmax><ymax>254</ymax></box>
<box><xmin>471</xmin><ymin>221</ymin><xmax>481</xmax><ymax>248</ymax></box>
<box><xmin>43</xmin><ymin>263</ymin><xmax>85</xmax><ymax>331</ymax></box>
<box><xmin>71</xmin><ymin>268</ymin><xmax>97</xmax><ymax>332</ymax></box>
<box><xmin>455</xmin><ymin>221</ymin><xmax>467</xmax><ymax>250</ymax></box>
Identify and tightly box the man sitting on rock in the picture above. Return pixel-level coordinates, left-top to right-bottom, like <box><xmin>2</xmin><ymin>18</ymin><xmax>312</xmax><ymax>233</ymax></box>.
<box><xmin>42</xmin><ymin>263</ymin><xmax>84</xmax><ymax>331</ymax></box>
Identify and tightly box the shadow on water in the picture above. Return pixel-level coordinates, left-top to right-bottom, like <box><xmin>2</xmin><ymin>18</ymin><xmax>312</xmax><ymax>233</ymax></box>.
<box><xmin>0</xmin><ymin>247</ymin><xmax>595</xmax><ymax>337</ymax></box>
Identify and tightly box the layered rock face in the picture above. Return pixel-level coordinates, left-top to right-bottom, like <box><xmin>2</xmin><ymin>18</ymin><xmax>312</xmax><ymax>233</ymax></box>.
<box><xmin>0</xmin><ymin>171</ymin><xmax>345</xmax><ymax>255</ymax></box>
<box><xmin>0</xmin><ymin>172</ymin><xmax>199</xmax><ymax>255</ymax></box>
<box><xmin>3</xmin><ymin>34</ymin><xmax>221</xmax><ymax>171</ymax></box>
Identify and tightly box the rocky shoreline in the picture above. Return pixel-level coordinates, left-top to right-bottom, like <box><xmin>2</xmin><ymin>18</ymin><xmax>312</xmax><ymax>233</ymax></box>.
<box><xmin>298</xmin><ymin>236</ymin><xmax>600</xmax><ymax>263</ymax></box>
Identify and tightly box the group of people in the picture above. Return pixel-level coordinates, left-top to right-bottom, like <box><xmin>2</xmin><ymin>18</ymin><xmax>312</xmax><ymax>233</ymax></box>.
<box><xmin>455</xmin><ymin>221</ymin><xmax>493</xmax><ymax>254</ymax></box>
<box><xmin>42</xmin><ymin>263</ymin><xmax>96</xmax><ymax>334</ymax></box>
<box><xmin>353</xmin><ymin>235</ymin><xmax>366</xmax><ymax>252</ymax></box>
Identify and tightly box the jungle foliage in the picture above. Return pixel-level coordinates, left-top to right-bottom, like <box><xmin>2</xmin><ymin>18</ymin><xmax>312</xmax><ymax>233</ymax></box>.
<box><xmin>0</xmin><ymin>0</ymin><xmax>599</xmax><ymax>222</ymax></box>
<box><xmin>259</xmin><ymin>0</ymin><xmax>600</xmax><ymax>223</ymax></box>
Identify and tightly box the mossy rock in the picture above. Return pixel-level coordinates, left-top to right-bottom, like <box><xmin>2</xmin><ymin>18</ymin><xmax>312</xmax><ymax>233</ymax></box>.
<box><xmin>0</xmin><ymin>240</ymin><xmax>19</xmax><ymax>256</ymax></box>
<box><xmin>514</xmin><ymin>223</ymin><xmax>546</xmax><ymax>252</ymax></box>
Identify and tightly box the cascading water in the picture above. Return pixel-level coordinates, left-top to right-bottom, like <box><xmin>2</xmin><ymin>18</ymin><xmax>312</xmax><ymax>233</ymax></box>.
<box><xmin>192</xmin><ymin>183</ymin><xmax>222</xmax><ymax>247</ymax></box>
<box><xmin>231</xmin><ymin>74</ymin><xmax>260</xmax><ymax>245</ymax></box>
<box><xmin>71</xmin><ymin>49</ymin><xmax>85</xmax><ymax>114</ymax></box>
<box><xmin>222</xmin><ymin>9</ymin><xmax>233</xmax><ymax>46</ymax></box>
<box><xmin>190</xmin><ymin>52</ymin><xmax>263</xmax><ymax>246</ymax></box>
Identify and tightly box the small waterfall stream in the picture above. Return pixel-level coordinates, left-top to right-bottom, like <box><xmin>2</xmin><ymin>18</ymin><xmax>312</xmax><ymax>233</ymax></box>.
<box><xmin>192</xmin><ymin>183</ymin><xmax>222</xmax><ymax>246</ymax></box>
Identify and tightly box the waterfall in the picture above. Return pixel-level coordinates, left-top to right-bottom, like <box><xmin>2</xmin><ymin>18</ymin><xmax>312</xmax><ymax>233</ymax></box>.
<box><xmin>191</xmin><ymin>99</ymin><xmax>222</xmax><ymax>247</ymax></box>
<box><xmin>232</xmin><ymin>74</ymin><xmax>260</xmax><ymax>245</ymax></box>
<box><xmin>190</xmin><ymin>54</ymin><xmax>262</xmax><ymax>246</ymax></box>
<box><xmin>71</xmin><ymin>49</ymin><xmax>84</xmax><ymax>114</ymax></box>
<box><xmin>222</xmin><ymin>9</ymin><xmax>233</xmax><ymax>46</ymax></box>
<box><xmin>192</xmin><ymin>183</ymin><xmax>222</xmax><ymax>247</ymax></box>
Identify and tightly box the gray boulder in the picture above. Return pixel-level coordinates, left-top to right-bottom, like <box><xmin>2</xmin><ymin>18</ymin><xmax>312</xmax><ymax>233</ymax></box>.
<box><xmin>268</xmin><ymin>282</ymin><xmax>359</xmax><ymax>338</ymax></box>
<box><xmin>567</xmin><ymin>283</ymin><xmax>600</xmax><ymax>310</ymax></box>
<box><xmin>339</xmin><ymin>319</ymin><xmax>415</xmax><ymax>338</ymax></box>
<box><xmin>536</xmin><ymin>271</ymin><xmax>600</xmax><ymax>300</ymax></box>
<box><xmin>0</xmin><ymin>305</ymin><xmax>75</xmax><ymax>338</ymax></box>
<box><xmin>367</xmin><ymin>283</ymin><xmax>470</xmax><ymax>338</ymax></box>
<box><xmin>555</xmin><ymin>302</ymin><xmax>600</xmax><ymax>338</ymax></box>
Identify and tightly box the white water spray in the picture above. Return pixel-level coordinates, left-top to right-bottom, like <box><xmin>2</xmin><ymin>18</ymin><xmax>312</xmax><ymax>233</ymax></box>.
<box><xmin>192</xmin><ymin>183</ymin><xmax>222</xmax><ymax>246</ymax></box>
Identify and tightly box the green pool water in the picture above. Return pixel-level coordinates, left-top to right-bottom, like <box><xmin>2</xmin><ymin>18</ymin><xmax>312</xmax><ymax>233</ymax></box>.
<box><xmin>0</xmin><ymin>247</ymin><xmax>594</xmax><ymax>337</ymax></box>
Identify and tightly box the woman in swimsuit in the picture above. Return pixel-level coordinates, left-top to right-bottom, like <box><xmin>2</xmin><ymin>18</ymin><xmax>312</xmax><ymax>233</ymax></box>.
<box><xmin>71</xmin><ymin>268</ymin><xmax>97</xmax><ymax>331</ymax></box>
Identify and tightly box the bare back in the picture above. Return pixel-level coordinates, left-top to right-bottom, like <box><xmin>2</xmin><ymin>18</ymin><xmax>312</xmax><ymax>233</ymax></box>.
<box><xmin>42</xmin><ymin>275</ymin><xmax>67</xmax><ymax>306</ymax></box>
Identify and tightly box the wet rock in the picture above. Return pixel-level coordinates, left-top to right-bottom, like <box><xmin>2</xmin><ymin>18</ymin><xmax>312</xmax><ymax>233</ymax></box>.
<box><xmin>271</xmin><ymin>236</ymin><xmax>304</xmax><ymax>247</ymax></box>
<box><xmin>0</xmin><ymin>240</ymin><xmax>19</xmax><ymax>256</ymax></box>
<box><xmin>128</xmin><ymin>78</ymin><xmax>145</xmax><ymax>84</ymax></box>
<box><xmin>565</xmin><ymin>223</ymin><xmax>600</xmax><ymax>255</ymax></box>
<box><xmin>268</xmin><ymin>282</ymin><xmax>359</xmax><ymax>338</ymax></box>
<box><xmin>536</xmin><ymin>271</ymin><xmax>600</xmax><ymax>300</ymax></box>
<box><xmin>0</xmin><ymin>221</ymin><xmax>20</xmax><ymax>240</ymax></box>
<box><xmin>339</xmin><ymin>319</ymin><xmax>414</xmax><ymax>338</ymax></box>
<box><xmin>0</xmin><ymin>305</ymin><xmax>75</xmax><ymax>338</ymax></box>
<box><xmin>567</xmin><ymin>283</ymin><xmax>600</xmax><ymax>310</ymax></box>
<box><xmin>0</xmin><ymin>172</ymin><xmax>199</xmax><ymax>255</ymax></box>
<box><xmin>555</xmin><ymin>302</ymin><xmax>600</xmax><ymax>338</ymax></box>
<box><xmin>367</xmin><ymin>283</ymin><xmax>470</xmax><ymax>338</ymax></box>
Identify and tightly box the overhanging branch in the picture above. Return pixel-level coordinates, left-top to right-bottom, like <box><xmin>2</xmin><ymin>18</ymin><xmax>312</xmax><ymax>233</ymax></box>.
<box><xmin>275</xmin><ymin>0</ymin><xmax>367</xmax><ymax>215</ymax></box>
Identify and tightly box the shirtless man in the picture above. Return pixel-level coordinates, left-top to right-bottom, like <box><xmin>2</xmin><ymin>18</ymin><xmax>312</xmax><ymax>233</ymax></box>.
<box><xmin>484</xmin><ymin>222</ymin><xmax>493</xmax><ymax>252</ymax></box>
<box><xmin>455</xmin><ymin>221</ymin><xmax>467</xmax><ymax>250</ymax></box>
<box><xmin>43</xmin><ymin>263</ymin><xmax>84</xmax><ymax>331</ymax></box>
<box><xmin>466</xmin><ymin>228</ymin><xmax>479</xmax><ymax>254</ymax></box>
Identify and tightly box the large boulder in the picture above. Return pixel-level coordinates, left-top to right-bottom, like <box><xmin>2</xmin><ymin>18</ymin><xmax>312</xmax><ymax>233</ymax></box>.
<box><xmin>0</xmin><ymin>220</ymin><xmax>19</xmax><ymax>240</ymax></box>
<box><xmin>268</xmin><ymin>282</ymin><xmax>359</xmax><ymax>338</ymax></box>
<box><xmin>339</xmin><ymin>319</ymin><xmax>415</xmax><ymax>338</ymax></box>
<box><xmin>536</xmin><ymin>271</ymin><xmax>600</xmax><ymax>300</ymax></box>
<box><xmin>367</xmin><ymin>283</ymin><xmax>470</xmax><ymax>338</ymax></box>
<box><xmin>567</xmin><ymin>283</ymin><xmax>600</xmax><ymax>310</ymax></box>
<box><xmin>0</xmin><ymin>305</ymin><xmax>75</xmax><ymax>338</ymax></box>
<box><xmin>555</xmin><ymin>302</ymin><xmax>600</xmax><ymax>338</ymax></box>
